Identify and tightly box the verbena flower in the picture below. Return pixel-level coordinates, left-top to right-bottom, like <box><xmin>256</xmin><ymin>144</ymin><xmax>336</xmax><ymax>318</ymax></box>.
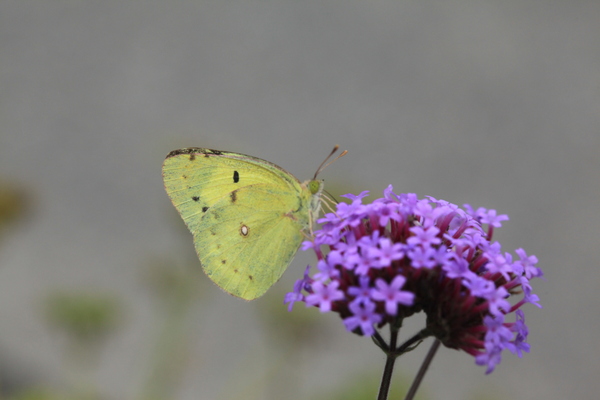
<box><xmin>286</xmin><ymin>186</ymin><xmax>542</xmax><ymax>374</ymax></box>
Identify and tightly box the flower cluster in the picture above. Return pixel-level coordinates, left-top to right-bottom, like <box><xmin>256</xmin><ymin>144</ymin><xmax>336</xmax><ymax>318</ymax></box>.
<box><xmin>285</xmin><ymin>186</ymin><xmax>542</xmax><ymax>373</ymax></box>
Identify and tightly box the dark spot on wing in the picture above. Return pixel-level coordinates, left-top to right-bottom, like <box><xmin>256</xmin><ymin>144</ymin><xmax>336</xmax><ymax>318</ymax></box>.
<box><xmin>248</xmin><ymin>275</ymin><xmax>253</xmax><ymax>281</ymax></box>
<box><xmin>234</xmin><ymin>268</ymin><xmax>239</xmax><ymax>273</ymax></box>
<box><xmin>202</xmin><ymin>206</ymin><xmax>209</xmax><ymax>212</ymax></box>
<box><xmin>192</xmin><ymin>196</ymin><xmax>200</xmax><ymax>202</ymax></box>
<box><xmin>230</xmin><ymin>190</ymin><xmax>237</xmax><ymax>203</ymax></box>
<box><xmin>182</xmin><ymin>174</ymin><xmax>187</xmax><ymax>179</ymax></box>
<box><xmin>221</xmin><ymin>259</ymin><xmax>226</xmax><ymax>264</ymax></box>
<box><xmin>233</xmin><ymin>170</ymin><xmax>239</xmax><ymax>183</ymax></box>
<box><xmin>165</xmin><ymin>148</ymin><xmax>223</xmax><ymax>158</ymax></box>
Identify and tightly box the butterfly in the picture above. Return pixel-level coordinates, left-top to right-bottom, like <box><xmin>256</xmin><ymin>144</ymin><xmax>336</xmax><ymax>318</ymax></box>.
<box><xmin>162</xmin><ymin>146</ymin><xmax>343</xmax><ymax>300</ymax></box>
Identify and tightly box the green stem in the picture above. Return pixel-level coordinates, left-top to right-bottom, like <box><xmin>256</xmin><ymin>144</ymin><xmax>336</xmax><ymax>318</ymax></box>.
<box><xmin>375</xmin><ymin>327</ymin><xmax>435</xmax><ymax>400</ymax></box>
<box><xmin>404</xmin><ymin>339</ymin><xmax>441</xmax><ymax>400</ymax></box>
<box><xmin>377</xmin><ymin>325</ymin><xmax>399</xmax><ymax>400</ymax></box>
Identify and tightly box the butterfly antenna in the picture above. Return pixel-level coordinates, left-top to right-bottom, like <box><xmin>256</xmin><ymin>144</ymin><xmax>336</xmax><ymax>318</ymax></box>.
<box><xmin>313</xmin><ymin>145</ymin><xmax>348</xmax><ymax>180</ymax></box>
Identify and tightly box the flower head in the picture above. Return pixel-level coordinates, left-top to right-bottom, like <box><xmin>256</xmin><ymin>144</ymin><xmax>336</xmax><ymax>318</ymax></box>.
<box><xmin>285</xmin><ymin>185</ymin><xmax>542</xmax><ymax>373</ymax></box>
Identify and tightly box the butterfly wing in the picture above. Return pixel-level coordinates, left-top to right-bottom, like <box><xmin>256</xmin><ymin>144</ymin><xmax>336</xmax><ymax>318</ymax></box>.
<box><xmin>162</xmin><ymin>148</ymin><xmax>315</xmax><ymax>300</ymax></box>
<box><xmin>194</xmin><ymin>184</ymin><xmax>309</xmax><ymax>299</ymax></box>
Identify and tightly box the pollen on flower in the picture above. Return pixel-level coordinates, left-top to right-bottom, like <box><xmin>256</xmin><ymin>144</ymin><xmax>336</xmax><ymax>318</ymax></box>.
<box><xmin>285</xmin><ymin>185</ymin><xmax>542</xmax><ymax>374</ymax></box>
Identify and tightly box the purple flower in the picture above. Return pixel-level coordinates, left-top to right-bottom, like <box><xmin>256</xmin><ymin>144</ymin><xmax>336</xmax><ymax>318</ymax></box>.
<box><xmin>343</xmin><ymin>300</ymin><xmax>382</xmax><ymax>336</ymax></box>
<box><xmin>368</xmin><ymin>237</ymin><xmax>405</xmax><ymax>268</ymax></box>
<box><xmin>515</xmin><ymin>248</ymin><xmax>543</xmax><ymax>279</ymax></box>
<box><xmin>483</xmin><ymin>314</ymin><xmax>513</xmax><ymax>345</ymax></box>
<box><xmin>523</xmin><ymin>285</ymin><xmax>542</xmax><ymax>308</ymax></box>
<box><xmin>484</xmin><ymin>249</ymin><xmax>516</xmax><ymax>281</ymax></box>
<box><xmin>407</xmin><ymin>226</ymin><xmax>441</xmax><ymax>247</ymax></box>
<box><xmin>287</xmin><ymin>186</ymin><xmax>543</xmax><ymax>374</ymax></box>
<box><xmin>305</xmin><ymin>281</ymin><xmax>344</xmax><ymax>313</ymax></box>
<box><xmin>348</xmin><ymin>276</ymin><xmax>373</xmax><ymax>304</ymax></box>
<box><xmin>313</xmin><ymin>255</ymin><xmax>341</xmax><ymax>281</ymax></box>
<box><xmin>284</xmin><ymin>265</ymin><xmax>311</xmax><ymax>311</ymax></box>
<box><xmin>509</xmin><ymin>310</ymin><xmax>531</xmax><ymax>357</ymax></box>
<box><xmin>480</xmin><ymin>209</ymin><xmax>509</xmax><ymax>228</ymax></box>
<box><xmin>475</xmin><ymin>343</ymin><xmax>504</xmax><ymax>374</ymax></box>
<box><xmin>342</xmin><ymin>190</ymin><xmax>370</xmax><ymax>204</ymax></box>
<box><xmin>485</xmin><ymin>286</ymin><xmax>511</xmax><ymax>317</ymax></box>
<box><xmin>463</xmin><ymin>276</ymin><xmax>496</xmax><ymax>298</ymax></box>
<box><xmin>370</xmin><ymin>276</ymin><xmax>414</xmax><ymax>315</ymax></box>
<box><xmin>284</xmin><ymin>284</ymin><xmax>304</xmax><ymax>312</ymax></box>
<box><xmin>382</xmin><ymin>184</ymin><xmax>400</xmax><ymax>201</ymax></box>
<box><xmin>442</xmin><ymin>255</ymin><xmax>472</xmax><ymax>278</ymax></box>
<box><xmin>371</xmin><ymin>201</ymin><xmax>402</xmax><ymax>227</ymax></box>
<box><xmin>352</xmin><ymin>251</ymin><xmax>376</xmax><ymax>276</ymax></box>
<box><xmin>407</xmin><ymin>247</ymin><xmax>438</xmax><ymax>269</ymax></box>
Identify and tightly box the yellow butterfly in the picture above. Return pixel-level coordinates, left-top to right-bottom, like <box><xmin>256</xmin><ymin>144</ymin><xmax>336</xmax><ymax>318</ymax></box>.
<box><xmin>162</xmin><ymin>147</ymin><xmax>343</xmax><ymax>300</ymax></box>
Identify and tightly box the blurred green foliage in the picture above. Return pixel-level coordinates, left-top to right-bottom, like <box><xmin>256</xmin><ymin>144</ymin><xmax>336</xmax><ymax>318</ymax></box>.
<box><xmin>4</xmin><ymin>387</ymin><xmax>63</xmax><ymax>400</ymax></box>
<box><xmin>4</xmin><ymin>387</ymin><xmax>98</xmax><ymax>400</ymax></box>
<box><xmin>44</xmin><ymin>292</ymin><xmax>121</xmax><ymax>347</ymax></box>
<box><xmin>135</xmin><ymin>260</ymin><xmax>202</xmax><ymax>400</ymax></box>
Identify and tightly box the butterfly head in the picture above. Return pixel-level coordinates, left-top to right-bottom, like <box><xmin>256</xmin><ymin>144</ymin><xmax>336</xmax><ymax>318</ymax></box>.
<box><xmin>302</xmin><ymin>179</ymin><xmax>324</xmax><ymax>227</ymax></box>
<box><xmin>306</xmin><ymin>145</ymin><xmax>347</xmax><ymax>219</ymax></box>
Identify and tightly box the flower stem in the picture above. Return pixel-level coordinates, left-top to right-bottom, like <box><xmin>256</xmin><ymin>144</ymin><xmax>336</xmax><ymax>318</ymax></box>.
<box><xmin>377</xmin><ymin>325</ymin><xmax>399</xmax><ymax>400</ymax></box>
<box><xmin>404</xmin><ymin>339</ymin><xmax>441</xmax><ymax>400</ymax></box>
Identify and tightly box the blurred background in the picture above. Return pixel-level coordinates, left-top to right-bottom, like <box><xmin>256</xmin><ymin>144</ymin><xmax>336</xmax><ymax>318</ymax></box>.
<box><xmin>1</xmin><ymin>1</ymin><xmax>598</xmax><ymax>399</ymax></box>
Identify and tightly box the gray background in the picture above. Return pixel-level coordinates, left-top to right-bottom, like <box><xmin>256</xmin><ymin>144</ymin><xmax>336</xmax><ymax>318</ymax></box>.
<box><xmin>1</xmin><ymin>1</ymin><xmax>599</xmax><ymax>399</ymax></box>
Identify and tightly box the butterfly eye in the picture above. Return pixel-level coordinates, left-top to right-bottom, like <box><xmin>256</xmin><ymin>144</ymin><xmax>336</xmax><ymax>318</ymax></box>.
<box><xmin>240</xmin><ymin>225</ymin><xmax>249</xmax><ymax>236</ymax></box>
<box><xmin>308</xmin><ymin>180</ymin><xmax>322</xmax><ymax>195</ymax></box>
